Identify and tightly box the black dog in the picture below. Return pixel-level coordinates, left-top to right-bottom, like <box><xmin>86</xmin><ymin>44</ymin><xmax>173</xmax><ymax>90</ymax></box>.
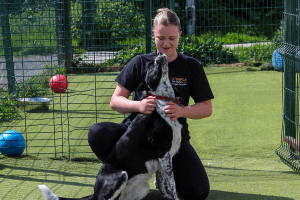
<box><xmin>39</xmin><ymin>53</ymin><xmax>182</xmax><ymax>200</ymax></box>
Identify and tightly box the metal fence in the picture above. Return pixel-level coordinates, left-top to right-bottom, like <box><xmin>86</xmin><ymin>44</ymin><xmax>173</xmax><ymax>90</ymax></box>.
<box><xmin>0</xmin><ymin>0</ymin><xmax>283</xmax><ymax>159</ymax></box>
<box><xmin>275</xmin><ymin>0</ymin><xmax>300</xmax><ymax>172</ymax></box>
<box><xmin>0</xmin><ymin>0</ymin><xmax>146</xmax><ymax>159</ymax></box>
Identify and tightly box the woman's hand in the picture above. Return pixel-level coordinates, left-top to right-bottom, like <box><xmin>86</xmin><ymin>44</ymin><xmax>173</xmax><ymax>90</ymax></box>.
<box><xmin>164</xmin><ymin>100</ymin><xmax>212</xmax><ymax>121</ymax></box>
<box><xmin>139</xmin><ymin>96</ymin><xmax>157</xmax><ymax>114</ymax></box>
<box><xmin>164</xmin><ymin>102</ymin><xmax>183</xmax><ymax>121</ymax></box>
<box><xmin>110</xmin><ymin>84</ymin><xmax>157</xmax><ymax>114</ymax></box>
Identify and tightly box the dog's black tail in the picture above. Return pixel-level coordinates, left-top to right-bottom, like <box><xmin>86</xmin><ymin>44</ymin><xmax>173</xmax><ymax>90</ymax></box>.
<box><xmin>38</xmin><ymin>185</ymin><xmax>95</xmax><ymax>200</ymax></box>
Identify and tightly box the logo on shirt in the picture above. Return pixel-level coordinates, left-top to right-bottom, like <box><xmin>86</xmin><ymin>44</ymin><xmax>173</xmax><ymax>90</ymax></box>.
<box><xmin>171</xmin><ymin>77</ymin><xmax>187</xmax><ymax>86</ymax></box>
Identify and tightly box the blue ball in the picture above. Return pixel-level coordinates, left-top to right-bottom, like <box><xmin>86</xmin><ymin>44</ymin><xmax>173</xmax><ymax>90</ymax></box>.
<box><xmin>272</xmin><ymin>49</ymin><xmax>284</xmax><ymax>71</ymax></box>
<box><xmin>0</xmin><ymin>130</ymin><xmax>25</xmax><ymax>157</ymax></box>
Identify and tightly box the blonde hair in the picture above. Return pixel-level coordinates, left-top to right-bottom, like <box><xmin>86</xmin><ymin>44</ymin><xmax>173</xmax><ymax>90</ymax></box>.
<box><xmin>153</xmin><ymin>8</ymin><xmax>181</xmax><ymax>31</ymax></box>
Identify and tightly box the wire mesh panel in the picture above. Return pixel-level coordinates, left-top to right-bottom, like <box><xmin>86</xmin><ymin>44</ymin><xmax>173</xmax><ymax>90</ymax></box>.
<box><xmin>152</xmin><ymin>0</ymin><xmax>283</xmax><ymax>65</ymax></box>
<box><xmin>275</xmin><ymin>0</ymin><xmax>300</xmax><ymax>172</ymax></box>
<box><xmin>0</xmin><ymin>0</ymin><xmax>146</xmax><ymax>159</ymax></box>
<box><xmin>1</xmin><ymin>0</ymin><xmax>284</xmax><ymax>159</ymax></box>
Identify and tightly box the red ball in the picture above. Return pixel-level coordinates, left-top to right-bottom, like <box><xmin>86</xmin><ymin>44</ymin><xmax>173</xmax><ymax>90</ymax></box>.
<box><xmin>49</xmin><ymin>74</ymin><xmax>68</xmax><ymax>93</ymax></box>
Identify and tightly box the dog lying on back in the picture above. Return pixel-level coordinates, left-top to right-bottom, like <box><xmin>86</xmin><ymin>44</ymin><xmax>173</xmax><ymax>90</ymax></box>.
<box><xmin>38</xmin><ymin>53</ymin><xmax>182</xmax><ymax>200</ymax></box>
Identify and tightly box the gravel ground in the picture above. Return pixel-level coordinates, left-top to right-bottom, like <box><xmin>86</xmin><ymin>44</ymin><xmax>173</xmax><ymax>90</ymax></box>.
<box><xmin>0</xmin><ymin>51</ymin><xmax>116</xmax><ymax>90</ymax></box>
<box><xmin>0</xmin><ymin>55</ymin><xmax>58</xmax><ymax>90</ymax></box>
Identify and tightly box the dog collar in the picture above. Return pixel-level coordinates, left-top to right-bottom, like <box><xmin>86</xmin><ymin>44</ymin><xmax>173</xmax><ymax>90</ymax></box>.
<box><xmin>146</xmin><ymin>95</ymin><xmax>181</xmax><ymax>103</ymax></box>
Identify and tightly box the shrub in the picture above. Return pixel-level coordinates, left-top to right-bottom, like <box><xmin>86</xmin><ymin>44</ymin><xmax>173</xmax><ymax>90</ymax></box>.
<box><xmin>235</xmin><ymin>43</ymin><xmax>275</xmax><ymax>62</ymax></box>
<box><xmin>0</xmin><ymin>89</ymin><xmax>20</xmax><ymax>122</ymax></box>
<box><xmin>104</xmin><ymin>44</ymin><xmax>146</xmax><ymax>67</ymax></box>
<box><xmin>272</xmin><ymin>20</ymin><xmax>284</xmax><ymax>47</ymax></box>
<box><xmin>71</xmin><ymin>0</ymin><xmax>145</xmax><ymax>51</ymax></box>
<box><xmin>178</xmin><ymin>35</ymin><xmax>238</xmax><ymax>65</ymax></box>
<box><xmin>0</xmin><ymin>62</ymin><xmax>60</xmax><ymax>122</ymax></box>
<box><xmin>15</xmin><ymin>64</ymin><xmax>56</xmax><ymax>98</ymax></box>
<box><xmin>102</xmin><ymin>34</ymin><xmax>239</xmax><ymax>67</ymax></box>
<box><xmin>16</xmin><ymin>74</ymin><xmax>51</xmax><ymax>98</ymax></box>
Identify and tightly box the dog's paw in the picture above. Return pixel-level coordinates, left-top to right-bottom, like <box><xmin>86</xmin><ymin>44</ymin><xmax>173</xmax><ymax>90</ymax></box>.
<box><xmin>38</xmin><ymin>185</ymin><xmax>59</xmax><ymax>200</ymax></box>
<box><xmin>161</xmin><ymin>197</ymin><xmax>173</xmax><ymax>200</ymax></box>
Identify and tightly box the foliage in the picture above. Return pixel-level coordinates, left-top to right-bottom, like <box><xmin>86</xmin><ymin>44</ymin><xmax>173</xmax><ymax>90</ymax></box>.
<box><xmin>272</xmin><ymin>20</ymin><xmax>284</xmax><ymax>46</ymax></box>
<box><xmin>113</xmin><ymin>32</ymin><xmax>275</xmax><ymax>66</ymax></box>
<box><xmin>178</xmin><ymin>35</ymin><xmax>237</xmax><ymax>65</ymax></box>
<box><xmin>0</xmin><ymin>89</ymin><xmax>20</xmax><ymax>122</ymax></box>
<box><xmin>104</xmin><ymin>44</ymin><xmax>146</xmax><ymax>67</ymax></box>
<box><xmin>0</xmin><ymin>0</ymin><xmax>282</xmax><ymax>57</ymax></box>
<box><xmin>3</xmin><ymin>6</ymin><xmax>57</xmax><ymax>55</ymax></box>
<box><xmin>211</xmin><ymin>31</ymin><xmax>268</xmax><ymax>44</ymax></box>
<box><xmin>71</xmin><ymin>0</ymin><xmax>145</xmax><ymax>50</ymax></box>
<box><xmin>0</xmin><ymin>63</ymin><xmax>59</xmax><ymax>122</ymax></box>
<box><xmin>173</xmin><ymin>0</ymin><xmax>283</xmax><ymax>39</ymax></box>
<box><xmin>234</xmin><ymin>43</ymin><xmax>275</xmax><ymax>62</ymax></box>
<box><xmin>242</xmin><ymin>60</ymin><xmax>274</xmax><ymax>71</ymax></box>
<box><xmin>16</xmin><ymin>74</ymin><xmax>51</xmax><ymax>98</ymax></box>
<box><xmin>44</xmin><ymin>64</ymin><xmax>67</xmax><ymax>75</ymax></box>
<box><xmin>6</xmin><ymin>0</ymin><xmax>54</xmax><ymax>14</ymax></box>
<box><xmin>14</xmin><ymin>63</ymin><xmax>65</xmax><ymax>98</ymax></box>
<box><xmin>69</xmin><ymin>55</ymin><xmax>123</xmax><ymax>73</ymax></box>
<box><xmin>104</xmin><ymin>34</ymin><xmax>238</xmax><ymax>66</ymax></box>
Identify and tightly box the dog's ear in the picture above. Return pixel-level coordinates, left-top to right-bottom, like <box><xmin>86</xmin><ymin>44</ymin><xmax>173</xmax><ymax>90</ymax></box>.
<box><xmin>136</xmin><ymin>81</ymin><xmax>148</xmax><ymax>100</ymax></box>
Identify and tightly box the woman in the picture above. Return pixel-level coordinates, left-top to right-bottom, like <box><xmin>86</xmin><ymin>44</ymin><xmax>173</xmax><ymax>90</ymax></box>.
<box><xmin>88</xmin><ymin>8</ymin><xmax>214</xmax><ymax>200</ymax></box>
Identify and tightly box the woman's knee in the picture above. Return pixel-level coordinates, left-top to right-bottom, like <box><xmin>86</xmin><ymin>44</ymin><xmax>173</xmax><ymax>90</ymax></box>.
<box><xmin>88</xmin><ymin>122</ymin><xmax>127</xmax><ymax>160</ymax></box>
<box><xmin>88</xmin><ymin>123</ymin><xmax>103</xmax><ymax>144</ymax></box>
<box><xmin>88</xmin><ymin>122</ymin><xmax>115</xmax><ymax>142</ymax></box>
<box><xmin>197</xmin><ymin>185</ymin><xmax>210</xmax><ymax>200</ymax></box>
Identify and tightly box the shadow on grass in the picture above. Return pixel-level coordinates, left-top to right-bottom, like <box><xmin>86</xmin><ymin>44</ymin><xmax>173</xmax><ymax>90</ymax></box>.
<box><xmin>208</xmin><ymin>190</ymin><xmax>294</xmax><ymax>200</ymax></box>
<box><xmin>0</xmin><ymin>156</ymin><xmax>295</xmax><ymax>200</ymax></box>
<box><xmin>26</xmin><ymin>109</ymin><xmax>98</xmax><ymax>115</ymax></box>
<box><xmin>0</xmin><ymin>156</ymin><xmax>95</xmax><ymax>187</ymax></box>
<box><xmin>1</xmin><ymin>173</ymin><xmax>94</xmax><ymax>187</ymax></box>
<box><xmin>0</xmin><ymin>160</ymin><xmax>295</xmax><ymax>200</ymax></box>
<box><xmin>206</xmin><ymin>165</ymin><xmax>298</xmax><ymax>175</ymax></box>
<box><xmin>145</xmin><ymin>189</ymin><xmax>294</xmax><ymax>200</ymax></box>
<box><xmin>1</xmin><ymin>163</ymin><xmax>95</xmax><ymax>178</ymax></box>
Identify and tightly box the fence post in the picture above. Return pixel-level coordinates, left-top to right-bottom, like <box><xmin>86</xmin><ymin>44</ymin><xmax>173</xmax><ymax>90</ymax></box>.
<box><xmin>145</xmin><ymin>0</ymin><xmax>152</xmax><ymax>53</ymax></box>
<box><xmin>186</xmin><ymin>0</ymin><xmax>195</xmax><ymax>35</ymax></box>
<box><xmin>82</xmin><ymin>0</ymin><xmax>94</xmax><ymax>50</ymax></box>
<box><xmin>169</xmin><ymin>0</ymin><xmax>175</xmax><ymax>11</ymax></box>
<box><xmin>55</xmin><ymin>0</ymin><xmax>72</xmax><ymax>70</ymax></box>
<box><xmin>1</xmin><ymin>0</ymin><xmax>15</xmax><ymax>94</ymax></box>
<box><xmin>55</xmin><ymin>0</ymin><xmax>64</xmax><ymax>65</ymax></box>
<box><xmin>283</xmin><ymin>0</ymin><xmax>297</xmax><ymax>150</ymax></box>
<box><xmin>63</xmin><ymin>0</ymin><xmax>73</xmax><ymax>70</ymax></box>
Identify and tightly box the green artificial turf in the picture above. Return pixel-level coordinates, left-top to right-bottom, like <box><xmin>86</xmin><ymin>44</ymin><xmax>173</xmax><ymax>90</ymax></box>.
<box><xmin>1</xmin><ymin>67</ymin><xmax>299</xmax><ymax>200</ymax></box>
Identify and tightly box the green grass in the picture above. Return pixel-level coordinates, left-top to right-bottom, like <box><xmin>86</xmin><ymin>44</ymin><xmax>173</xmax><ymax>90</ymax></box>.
<box><xmin>0</xmin><ymin>73</ymin><xmax>124</xmax><ymax>158</ymax></box>
<box><xmin>1</xmin><ymin>67</ymin><xmax>299</xmax><ymax>200</ymax></box>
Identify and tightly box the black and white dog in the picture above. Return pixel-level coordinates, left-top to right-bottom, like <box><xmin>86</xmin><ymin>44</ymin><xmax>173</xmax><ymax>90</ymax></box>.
<box><xmin>38</xmin><ymin>53</ymin><xmax>182</xmax><ymax>200</ymax></box>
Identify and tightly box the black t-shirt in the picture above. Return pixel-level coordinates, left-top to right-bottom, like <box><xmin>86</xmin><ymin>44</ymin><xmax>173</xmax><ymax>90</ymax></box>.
<box><xmin>115</xmin><ymin>51</ymin><xmax>214</xmax><ymax>140</ymax></box>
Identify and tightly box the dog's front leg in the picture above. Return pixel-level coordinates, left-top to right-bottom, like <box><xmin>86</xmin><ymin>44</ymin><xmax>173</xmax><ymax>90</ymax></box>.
<box><xmin>158</xmin><ymin>152</ymin><xmax>180</xmax><ymax>200</ymax></box>
<box><xmin>156</xmin><ymin>168</ymin><xmax>173</xmax><ymax>200</ymax></box>
<box><xmin>118</xmin><ymin>175</ymin><xmax>150</xmax><ymax>200</ymax></box>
